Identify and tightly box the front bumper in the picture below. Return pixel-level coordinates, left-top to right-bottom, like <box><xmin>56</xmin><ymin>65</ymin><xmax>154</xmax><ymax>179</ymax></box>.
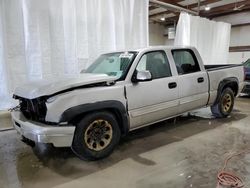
<box><xmin>242</xmin><ymin>82</ymin><xmax>250</xmax><ymax>94</ymax></box>
<box><xmin>11</xmin><ymin>111</ymin><xmax>75</xmax><ymax>147</ymax></box>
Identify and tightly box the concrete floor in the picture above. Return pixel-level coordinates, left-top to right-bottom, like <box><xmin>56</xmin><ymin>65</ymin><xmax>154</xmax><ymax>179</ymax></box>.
<box><xmin>0</xmin><ymin>96</ymin><xmax>250</xmax><ymax>188</ymax></box>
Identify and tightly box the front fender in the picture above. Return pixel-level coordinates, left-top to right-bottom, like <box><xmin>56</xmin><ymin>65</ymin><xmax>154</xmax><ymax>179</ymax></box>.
<box><xmin>60</xmin><ymin>100</ymin><xmax>129</xmax><ymax>135</ymax></box>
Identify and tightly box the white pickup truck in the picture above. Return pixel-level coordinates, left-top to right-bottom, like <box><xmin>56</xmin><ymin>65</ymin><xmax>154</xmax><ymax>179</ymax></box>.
<box><xmin>11</xmin><ymin>46</ymin><xmax>244</xmax><ymax>160</ymax></box>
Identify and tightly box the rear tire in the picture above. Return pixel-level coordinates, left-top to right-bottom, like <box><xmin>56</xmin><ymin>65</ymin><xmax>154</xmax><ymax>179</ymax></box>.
<box><xmin>71</xmin><ymin>111</ymin><xmax>121</xmax><ymax>161</ymax></box>
<box><xmin>211</xmin><ymin>88</ymin><xmax>234</xmax><ymax>118</ymax></box>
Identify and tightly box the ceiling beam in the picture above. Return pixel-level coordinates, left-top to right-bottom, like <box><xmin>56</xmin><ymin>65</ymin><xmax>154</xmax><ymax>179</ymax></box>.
<box><xmin>149</xmin><ymin>11</ymin><xmax>176</xmax><ymax>18</ymax></box>
<box><xmin>150</xmin><ymin>14</ymin><xmax>180</xmax><ymax>25</ymax></box>
<box><xmin>149</xmin><ymin>5</ymin><xmax>158</xmax><ymax>11</ymax></box>
<box><xmin>188</xmin><ymin>0</ymin><xmax>221</xmax><ymax>9</ymax></box>
<box><xmin>149</xmin><ymin>0</ymin><xmax>183</xmax><ymax>11</ymax></box>
<box><xmin>209</xmin><ymin>7</ymin><xmax>250</xmax><ymax>18</ymax></box>
<box><xmin>157</xmin><ymin>0</ymin><xmax>185</xmax><ymax>8</ymax></box>
<box><xmin>149</xmin><ymin>0</ymin><xmax>198</xmax><ymax>19</ymax></box>
<box><xmin>200</xmin><ymin>0</ymin><xmax>250</xmax><ymax>18</ymax></box>
<box><xmin>149</xmin><ymin>0</ymin><xmax>186</xmax><ymax>18</ymax></box>
<box><xmin>149</xmin><ymin>0</ymin><xmax>222</xmax><ymax>18</ymax></box>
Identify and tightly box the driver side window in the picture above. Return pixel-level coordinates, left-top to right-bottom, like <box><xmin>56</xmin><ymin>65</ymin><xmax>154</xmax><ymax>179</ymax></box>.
<box><xmin>136</xmin><ymin>51</ymin><xmax>172</xmax><ymax>79</ymax></box>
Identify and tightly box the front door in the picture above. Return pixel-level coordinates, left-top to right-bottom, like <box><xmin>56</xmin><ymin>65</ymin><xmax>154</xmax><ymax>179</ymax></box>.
<box><xmin>126</xmin><ymin>50</ymin><xmax>179</xmax><ymax>129</ymax></box>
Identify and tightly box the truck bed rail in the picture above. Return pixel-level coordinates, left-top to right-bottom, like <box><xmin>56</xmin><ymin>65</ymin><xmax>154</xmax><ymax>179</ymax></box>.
<box><xmin>205</xmin><ymin>64</ymin><xmax>242</xmax><ymax>71</ymax></box>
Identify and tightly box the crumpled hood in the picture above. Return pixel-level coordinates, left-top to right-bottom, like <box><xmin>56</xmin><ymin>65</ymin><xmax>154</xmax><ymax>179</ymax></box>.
<box><xmin>14</xmin><ymin>73</ymin><xmax>116</xmax><ymax>99</ymax></box>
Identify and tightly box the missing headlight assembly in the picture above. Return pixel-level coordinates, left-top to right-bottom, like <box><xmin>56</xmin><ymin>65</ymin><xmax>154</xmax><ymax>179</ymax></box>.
<box><xmin>13</xmin><ymin>95</ymin><xmax>47</xmax><ymax>122</ymax></box>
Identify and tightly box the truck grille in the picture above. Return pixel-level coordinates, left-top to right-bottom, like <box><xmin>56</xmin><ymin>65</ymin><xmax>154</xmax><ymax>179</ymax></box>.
<box><xmin>19</xmin><ymin>98</ymin><xmax>47</xmax><ymax>122</ymax></box>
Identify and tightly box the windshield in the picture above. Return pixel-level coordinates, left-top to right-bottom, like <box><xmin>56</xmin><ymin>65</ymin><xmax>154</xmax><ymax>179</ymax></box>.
<box><xmin>85</xmin><ymin>52</ymin><xmax>137</xmax><ymax>80</ymax></box>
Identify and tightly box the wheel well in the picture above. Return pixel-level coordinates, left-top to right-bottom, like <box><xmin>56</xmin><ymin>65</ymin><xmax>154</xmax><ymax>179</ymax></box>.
<box><xmin>108</xmin><ymin>108</ymin><xmax>127</xmax><ymax>135</ymax></box>
<box><xmin>69</xmin><ymin>108</ymin><xmax>128</xmax><ymax>136</ymax></box>
<box><xmin>222</xmin><ymin>81</ymin><xmax>238</xmax><ymax>96</ymax></box>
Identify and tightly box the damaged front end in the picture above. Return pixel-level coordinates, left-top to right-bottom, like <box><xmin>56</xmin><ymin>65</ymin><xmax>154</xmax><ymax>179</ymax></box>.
<box><xmin>13</xmin><ymin>95</ymin><xmax>48</xmax><ymax>123</ymax></box>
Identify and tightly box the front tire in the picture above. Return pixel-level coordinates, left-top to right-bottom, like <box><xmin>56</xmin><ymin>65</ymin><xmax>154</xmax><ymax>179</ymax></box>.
<box><xmin>71</xmin><ymin>111</ymin><xmax>121</xmax><ymax>160</ymax></box>
<box><xmin>211</xmin><ymin>88</ymin><xmax>234</xmax><ymax>118</ymax></box>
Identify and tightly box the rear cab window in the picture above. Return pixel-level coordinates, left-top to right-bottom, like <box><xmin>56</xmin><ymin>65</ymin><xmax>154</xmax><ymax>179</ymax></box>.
<box><xmin>171</xmin><ymin>49</ymin><xmax>201</xmax><ymax>75</ymax></box>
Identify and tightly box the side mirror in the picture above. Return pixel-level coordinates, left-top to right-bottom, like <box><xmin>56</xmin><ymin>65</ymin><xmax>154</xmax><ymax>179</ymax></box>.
<box><xmin>132</xmin><ymin>70</ymin><xmax>152</xmax><ymax>83</ymax></box>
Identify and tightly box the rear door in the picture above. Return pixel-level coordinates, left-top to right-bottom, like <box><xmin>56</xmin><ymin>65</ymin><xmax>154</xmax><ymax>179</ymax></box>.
<box><xmin>171</xmin><ymin>49</ymin><xmax>209</xmax><ymax>113</ymax></box>
<box><xmin>126</xmin><ymin>50</ymin><xmax>179</xmax><ymax>129</ymax></box>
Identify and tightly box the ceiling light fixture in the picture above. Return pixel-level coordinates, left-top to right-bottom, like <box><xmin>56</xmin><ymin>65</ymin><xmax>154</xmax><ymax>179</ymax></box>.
<box><xmin>160</xmin><ymin>17</ymin><xmax>165</xmax><ymax>21</ymax></box>
<box><xmin>205</xmin><ymin>6</ymin><xmax>211</xmax><ymax>11</ymax></box>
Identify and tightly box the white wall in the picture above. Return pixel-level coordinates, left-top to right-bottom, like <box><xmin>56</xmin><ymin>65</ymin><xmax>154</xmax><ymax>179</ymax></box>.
<box><xmin>230</xmin><ymin>25</ymin><xmax>250</xmax><ymax>46</ymax></box>
<box><xmin>227</xmin><ymin>51</ymin><xmax>250</xmax><ymax>64</ymax></box>
<box><xmin>149</xmin><ymin>23</ymin><xmax>174</xmax><ymax>46</ymax></box>
<box><xmin>149</xmin><ymin>23</ymin><xmax>166</xmax><ymax>46</ymax></box>
<box><xmin>213</xmin><ymin>12</ymin><xmax>250</xmax><ymax>26</ymax></box>
<box><xmin>165</xmin><ymin>38</ymin><xmax>174</xmax><ymax>46</ymax></box>
<box><xmin>228</xmin><ymin>25</ymin><xmax>250</xmax><ymax>64</ymax></box>
<box><xmin>213</xmin><ymin>13</ymin><xmax>250</xmax><ymax>64</ymax></box>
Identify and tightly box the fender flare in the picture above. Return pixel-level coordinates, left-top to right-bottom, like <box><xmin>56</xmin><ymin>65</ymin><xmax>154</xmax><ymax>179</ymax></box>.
<box><xmin>214</xmin><ymin>77</ymin><xmax>239</xmax><ymax>105</ymax></box>
<box><xmin>60</xmin><ymin>100</ymin><xmax>129</xmax><ymax>135</ymax></box>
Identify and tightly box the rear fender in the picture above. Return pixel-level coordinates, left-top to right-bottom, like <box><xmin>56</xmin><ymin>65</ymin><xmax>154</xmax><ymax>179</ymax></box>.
<box><xmin>214</xmin><ymin>77</ymin><xmax>239</xmax><ymax>104</ymax></box>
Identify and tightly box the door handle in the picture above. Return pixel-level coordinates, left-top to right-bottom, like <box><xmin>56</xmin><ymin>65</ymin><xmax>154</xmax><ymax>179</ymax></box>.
<box><xmin>168</xmin><ymin>82</ymin><xmax>177</xmax><ymax>89</ymax></box>
<box><xmin>197</xmin><ymin>77</ymin><xmax>204</xmax><ymax>83</ymax></box>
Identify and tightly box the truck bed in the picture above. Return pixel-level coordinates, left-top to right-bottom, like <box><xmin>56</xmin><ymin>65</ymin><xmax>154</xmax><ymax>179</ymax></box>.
<box><xmin>205</xmin><ymin>63</ymin><xmax>244</xmax><ymax>105</ymax></box>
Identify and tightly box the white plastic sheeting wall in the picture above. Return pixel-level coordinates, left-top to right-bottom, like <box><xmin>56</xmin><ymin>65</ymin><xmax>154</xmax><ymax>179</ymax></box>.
<box><xmin>0</xmin><ymin>0</ymin><xmax>149</xmax><ymax>110</ymax></box>
<box><xmin>175</xmin><ymin>12</ymin><xmax>231</xmax><ymax>65</ymax></box>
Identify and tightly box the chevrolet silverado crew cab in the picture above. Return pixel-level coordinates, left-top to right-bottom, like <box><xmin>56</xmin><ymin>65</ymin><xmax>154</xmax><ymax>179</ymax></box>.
<box><xmin>11</xmin><ymin>46</ymin><xmax>244</xmax><ymax>160</ymax></box>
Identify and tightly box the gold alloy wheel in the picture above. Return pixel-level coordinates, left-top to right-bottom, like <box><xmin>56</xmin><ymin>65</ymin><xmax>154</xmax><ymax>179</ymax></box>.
<box><xmin>222</xmin><ymin>93</ymin><xmax>232</xmax><ymax>113</ymax></box>
<box><xmin>84</xmin><ymin>119</ymin><xmax>113</xmax><ymax>151</ymax></box>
